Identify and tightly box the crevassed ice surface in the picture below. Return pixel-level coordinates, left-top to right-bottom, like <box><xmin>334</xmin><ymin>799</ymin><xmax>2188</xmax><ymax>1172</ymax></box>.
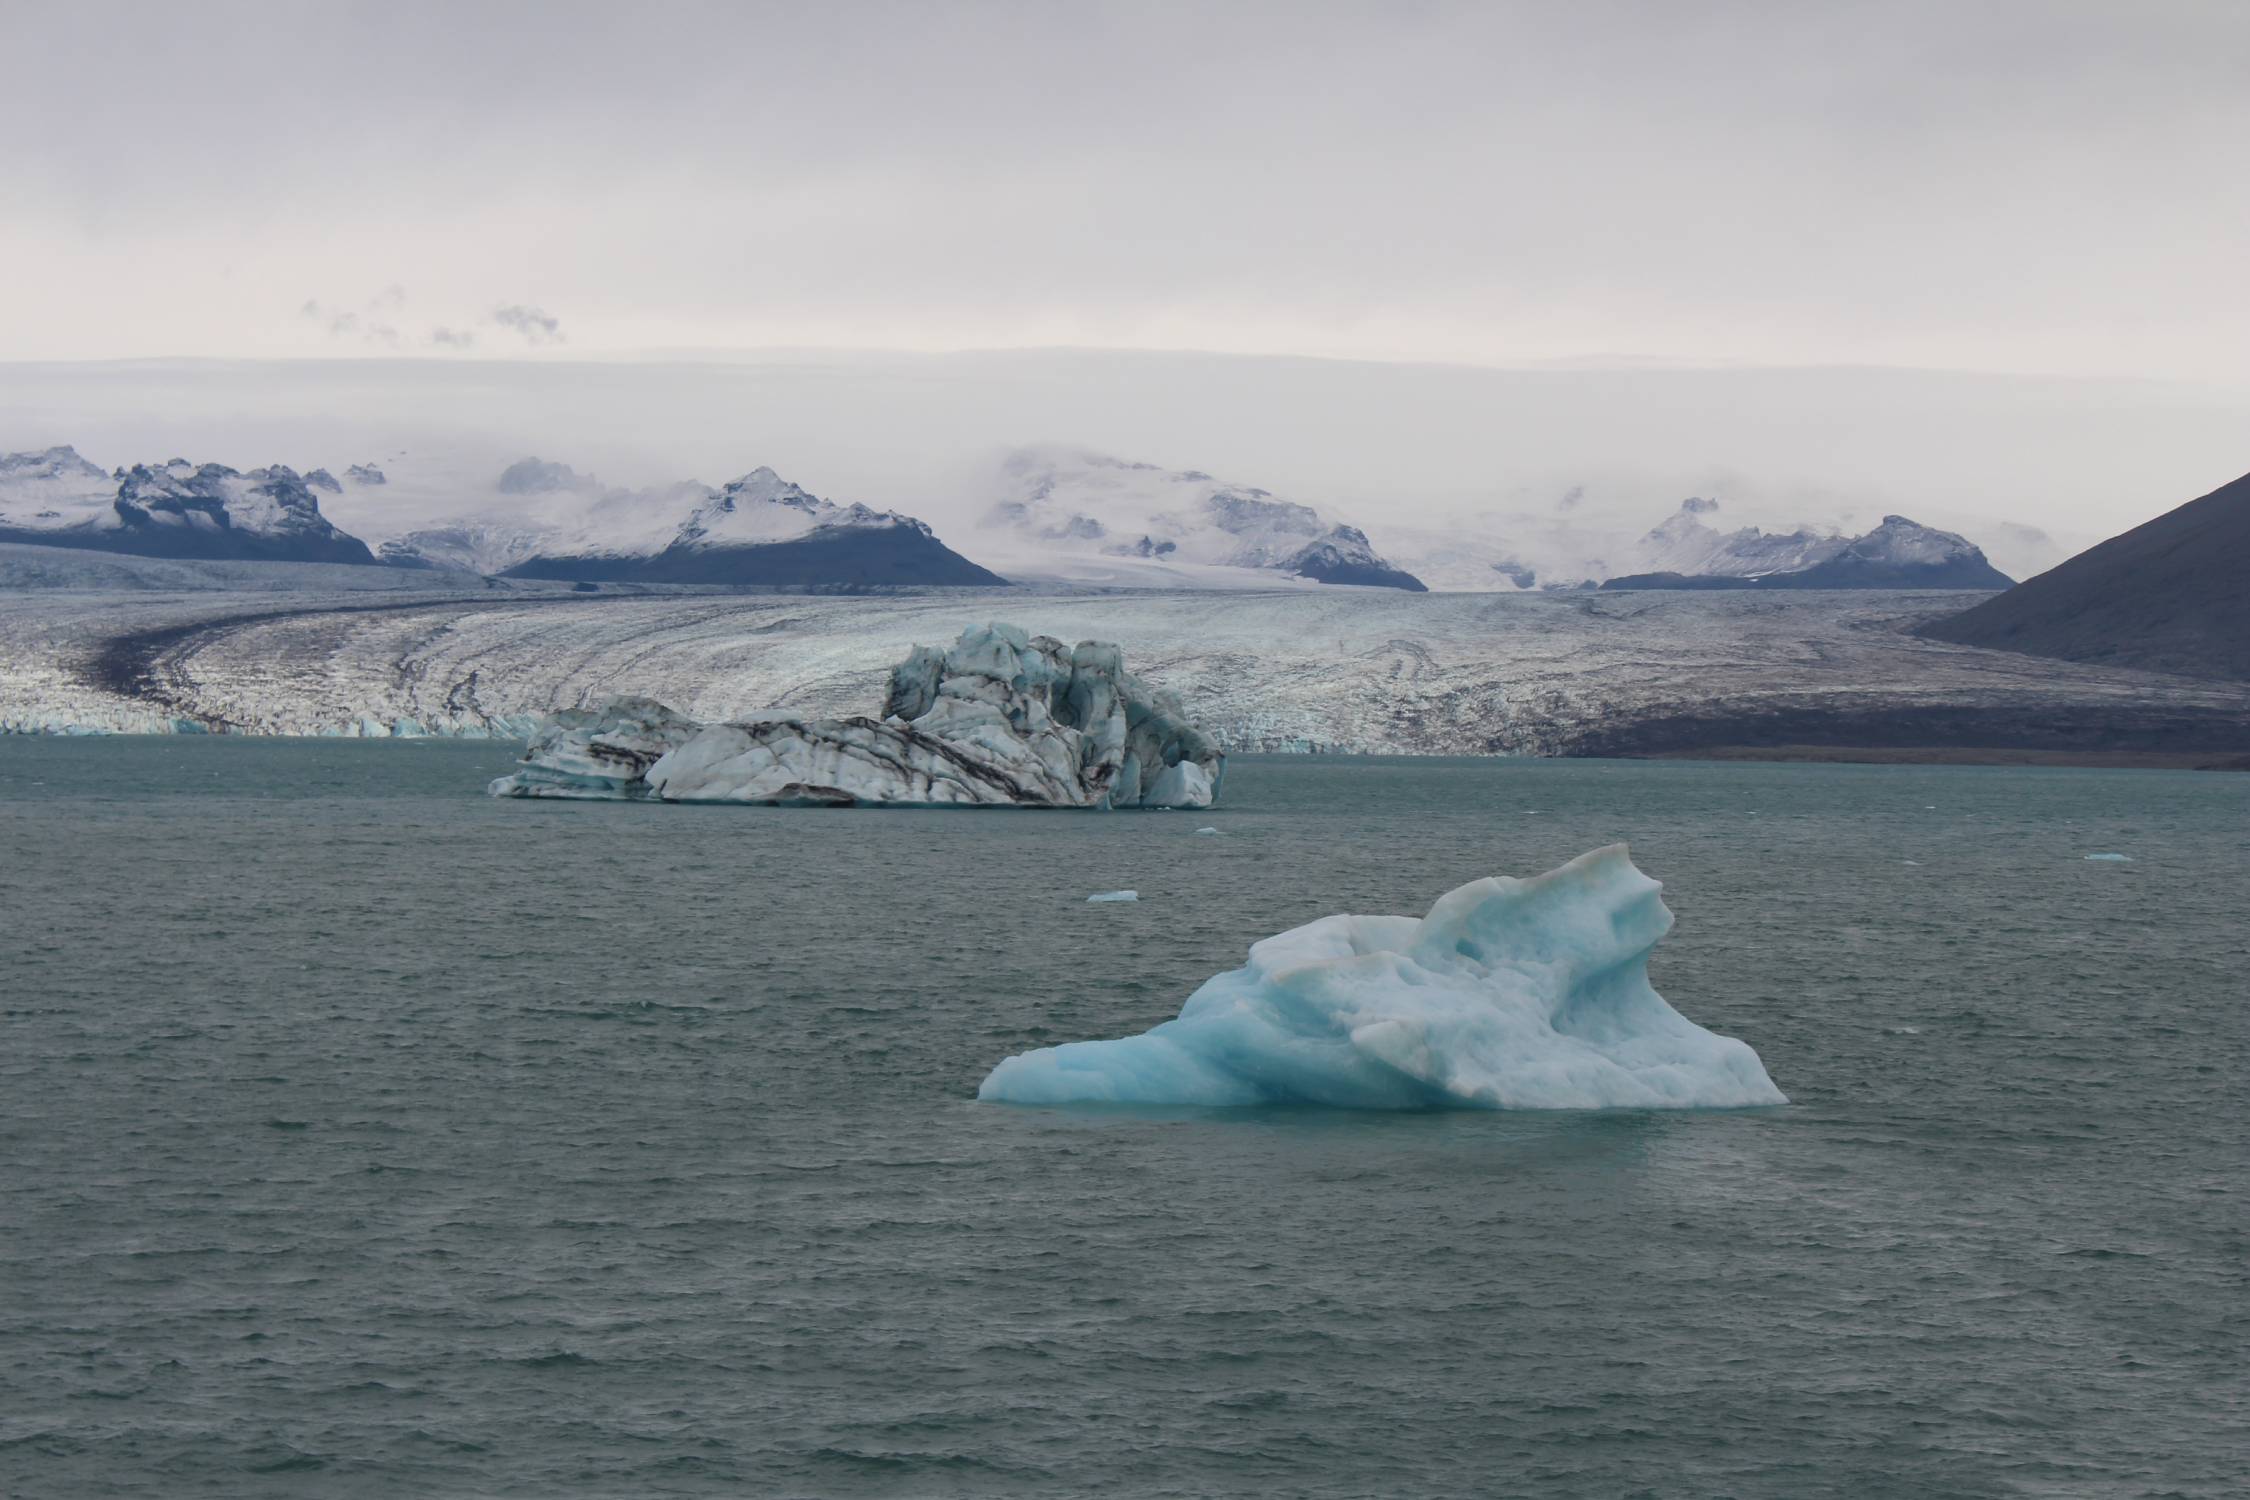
<box><xmin>13</xmin><ymin>577</ymin><xmax>2250</xmax><ymax>751</ymax></box>
<box><xmin>980</xmin><ymin>844</ymin><xmax>1786</xmax><ymax>1110</ymax></box>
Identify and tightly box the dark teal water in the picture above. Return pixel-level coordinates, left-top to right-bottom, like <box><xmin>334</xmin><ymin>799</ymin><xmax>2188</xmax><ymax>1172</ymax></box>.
<box><xmin>2</xmin><ymin>740</ymin><xmax>2245</xmax><ymax>1498</ymax></box>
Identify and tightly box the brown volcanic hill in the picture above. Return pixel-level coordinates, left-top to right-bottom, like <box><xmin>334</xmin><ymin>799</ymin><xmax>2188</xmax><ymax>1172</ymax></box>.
<box><xmin>1920</xmin><ymin>470</ymin><xmax>2250</xmax><ymax>681</ymax></box>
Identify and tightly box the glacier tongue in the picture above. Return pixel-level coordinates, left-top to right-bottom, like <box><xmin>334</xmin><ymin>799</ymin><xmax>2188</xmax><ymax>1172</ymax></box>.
<box><xmin>977</xmin><ymin>845</ymin><xmax>1787</xmax><ymax>1110</ymax></box>
<box><xmin>489</xmin><ymin>623</ymin><xmax>1225</xmax><ymax>808</ymax></box>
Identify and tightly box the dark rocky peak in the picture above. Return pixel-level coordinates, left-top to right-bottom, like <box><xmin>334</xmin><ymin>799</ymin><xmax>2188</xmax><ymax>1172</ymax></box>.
<box><xmin>1840</xmin><ymin>515</ymin><xmax>1983</xmax><ymax>564</ymax></box>
<box><xmin>1283</xmin><ymin>526</ymin><xmax>1428</xmax><ymax>591</ymax></box>
<box><xmin>1203</xmin><ymin>486</ymin><xmax>1323</xmax><ymax>537</ymax></box>
<box><xmin>497</xmin><ymin>457</ymin><xmax>593</xmax><ymax>495</ymax></box>
<box><xmin>714</xmin><ymin>466</ymin><xmax>825</xmax><ymax>514</ymax></box>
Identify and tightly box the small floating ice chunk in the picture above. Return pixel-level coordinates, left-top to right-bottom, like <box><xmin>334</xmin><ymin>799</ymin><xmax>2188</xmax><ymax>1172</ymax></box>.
<box><xmin>1087</xmin><ymin>890</ymin><xmax>1140</xmax><ymax>903</ymax></box>
<box><xmin>982</xmin><ymin>845</ymin><xmax>1786</xmax><ymax>1111</ymax></box>
<box><xmin>2083</xmin><ymin>852</ymin><xmax>2132</xmax><ymax>862</ymax></box>
<box><xmin>1194</xmin><ymin>826</ymin><xmax>1221</xmax><ymax>836</ymax></box>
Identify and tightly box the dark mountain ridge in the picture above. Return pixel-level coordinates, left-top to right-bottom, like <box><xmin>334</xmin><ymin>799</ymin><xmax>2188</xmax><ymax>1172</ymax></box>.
<box><xmin>1919</xmin><ymin>470</ymin><xmax>2250</xmax><ymax>681</ymax></box>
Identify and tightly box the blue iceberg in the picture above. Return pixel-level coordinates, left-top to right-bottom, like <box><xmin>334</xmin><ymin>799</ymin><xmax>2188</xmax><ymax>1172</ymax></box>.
<box><xmin>977</xmin><ymin>845</ymin><xmax>1787</xmax><ymax>1111</ymax></box>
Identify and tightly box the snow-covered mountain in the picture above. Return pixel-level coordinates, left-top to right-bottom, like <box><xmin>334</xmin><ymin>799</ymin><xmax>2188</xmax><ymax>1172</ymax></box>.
<box><xmin>1631</xmin><ymin>497</ymin><xmax>1847</xmax><ymax>578</ymax></box>
<box><xmin>673</xmin><ymin>467</ymin><xmax>878</xmax><ymax>549</ymax></box>
<box><xmin>470</xmin><ymin>462</ymin><xmax>1005</xmax><ymax>586</ymax></box>
<box><xmin>0</xmin><ymin>446</ymin><xmax>118</xmax><ymax>533</ymax></box>
<box><xmin>1602</xmin><ymin>502</ymin><xmax>2012</xmax><ymax>590</ymax></box>
<box><xmin>0</xmin><ymin>447</ymin><xmax>376</xmax><ymax>564</ymax></box>
<box><xmin>494</xmin><ymin>463</ymin><xmax>1004</xmax><ymax>586</ymax></box>
<box><xmin>971</xmin><ymin>449</ymin><xmax>2016</xmax><ymax>595</ymax></box>
<box><xmin>369</xmin><ymin>458</ymin><xmax>669</xmax><ymax>572</ymax></box>
<box><xmin>1371</xmin><ymin>492</ymin><xmax>2038</xmax><ymax>594</ymax></box>
<box><xmin>6</xmin><ymin>437</ymin><xmax>2027</xmax><ymax>595</ymax></box>
<box><xmin>978</xmin><ymin>447</ymin><xmax>1426</xmax><ymax>591</ymax></box>
<box><xmin>1797</xmin><ymin>515</ymin><xmax>2016</xmax><ymax>588</ymax></box>
<box><xmin>1367</xmin><ymin>515</ymin><xmax>1615</xmax><ymax>593</ymax></box>
<box><xmin>1</xmin><ymin>444</ymin><xmax>1000</xmax><ymax>586</ymax></box>
<box><xmin>376</xmin><ymin>522</ymin><xmax>554</xmax><ymax>574</ymax></box>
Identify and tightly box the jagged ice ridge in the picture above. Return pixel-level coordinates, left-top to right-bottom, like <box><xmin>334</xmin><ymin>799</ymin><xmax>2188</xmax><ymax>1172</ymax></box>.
<box><xmin>489</xmin><ymin>623</ymin><xmax>1224</xmax><ymax>808</ymax></box>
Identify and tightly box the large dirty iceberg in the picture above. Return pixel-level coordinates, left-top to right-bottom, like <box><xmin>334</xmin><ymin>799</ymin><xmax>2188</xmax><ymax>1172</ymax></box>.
<box><xmin>489</xmin><ymin>623</ymin><xmax>1225</xmax><ymax>808</ymax></box>
<box><xmin>978</xmin><ymin>845</ymin><xmax>1786</xmax><ymax>1109</ymax></box>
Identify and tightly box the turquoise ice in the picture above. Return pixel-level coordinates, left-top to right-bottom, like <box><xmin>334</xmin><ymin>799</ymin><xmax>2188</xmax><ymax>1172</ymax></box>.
<box><xmin>979</xmin><ymin>845</ymin><xmax>1787</xmax><ymax>1111</ymax></box>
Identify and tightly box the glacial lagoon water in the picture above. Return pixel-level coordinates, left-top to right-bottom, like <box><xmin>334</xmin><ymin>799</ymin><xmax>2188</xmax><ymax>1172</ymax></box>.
<box><xmin>2</xmin><ymin>739</ymin><xmax>2244</xmax><ymax>1497</ymax></box>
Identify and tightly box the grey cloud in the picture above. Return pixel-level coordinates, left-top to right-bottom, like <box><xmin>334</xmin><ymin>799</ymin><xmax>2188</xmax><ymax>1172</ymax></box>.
<box><xmin>298</xmin><ymin>299</ymin><xmax>356</xmax><ymax>337</ymax></box>
<box><xmin>429</xmin><ymin>327</ymin><xmax>476</xmax><ymax>349</ymax></box>
<box><xmin>4</xmin><ymin>4</ymin><xmax>2247</xmax><ymax>384</ymax></box>
<box><xmin>491</xmin><ymin>305</ymin><xmax>564</xmax><ymax>345</ymax></box>
<box><xmin>4</xmin><ymin>351</ymin><xmax>2239</xmax><ymax>543</ymax></box>
<box><xmin>299</xmin><ymin>293</ymin><xmax>409</xmax><ymax>344</ymax></box>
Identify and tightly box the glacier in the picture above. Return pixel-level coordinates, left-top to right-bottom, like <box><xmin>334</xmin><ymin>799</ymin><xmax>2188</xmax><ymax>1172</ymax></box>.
<box><xmin>489</xmin><ymin>623</ymin><xmax>1225</xmax><ymax>808</ymax></box>
<box><xmin>14</xmin><ymin>575</ymin><xmax>2250</xmax><ymax>753</ymax></box>
<box><xmin>14</xmin><ymin>557</ymin><xmax>2250</xmax><ymax>759</ymax></box>
<box><xmin>977</xmin><ymin>845</ymin><xmax>1787</xmax><ymax>1110</ymax></box>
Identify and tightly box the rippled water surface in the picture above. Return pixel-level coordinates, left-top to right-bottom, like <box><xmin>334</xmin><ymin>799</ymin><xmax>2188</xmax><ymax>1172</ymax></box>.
<box><xmin>2</xmin><ymin>740</ymin><xmax>2245</xmax><ymax>1498</ymax></box>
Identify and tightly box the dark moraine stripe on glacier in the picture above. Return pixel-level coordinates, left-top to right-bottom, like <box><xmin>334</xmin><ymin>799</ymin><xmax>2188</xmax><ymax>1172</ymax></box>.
<box><xmin>79</xmin><ymin>592</ymin><xmax>609</xmax><ymax>728</ymax></box>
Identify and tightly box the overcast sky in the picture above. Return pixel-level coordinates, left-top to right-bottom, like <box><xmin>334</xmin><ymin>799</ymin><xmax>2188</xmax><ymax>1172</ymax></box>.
<box><xmin>3</xmin><ymin>0</ymin><xmax>2247</xmax><ymax>379</ymax></box>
